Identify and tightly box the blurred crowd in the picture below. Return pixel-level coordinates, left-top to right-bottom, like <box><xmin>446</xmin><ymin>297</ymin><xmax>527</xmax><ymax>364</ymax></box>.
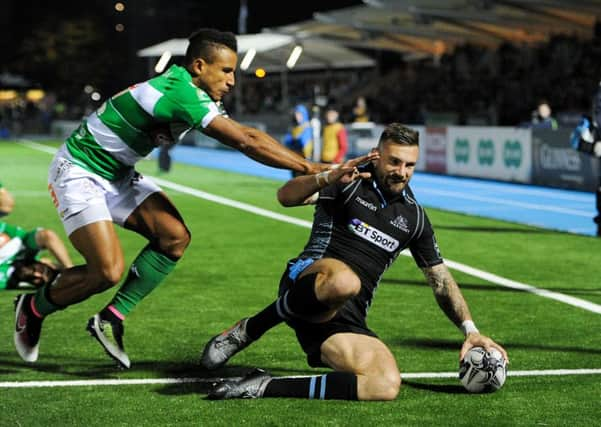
<box><xmin>236</xmin><ymin>31</ymin><xmax>601</xmax><ymax>128</ymax></box>
<box><xmin>366</xmin><ymin>33</ymin><xmax>601</xmax><ymax>127</ymax></box>
<box><xmin>1</xmin><ymin>30</ymin><xmax>600</xmax><ymax>138</ymax></box>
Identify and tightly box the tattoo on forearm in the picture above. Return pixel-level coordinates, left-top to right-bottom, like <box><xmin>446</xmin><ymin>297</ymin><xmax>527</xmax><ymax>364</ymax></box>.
<box><xmin>424</xmin><ymin>265</ymin><xmax>471</xmax><ymax>327</ymax></box>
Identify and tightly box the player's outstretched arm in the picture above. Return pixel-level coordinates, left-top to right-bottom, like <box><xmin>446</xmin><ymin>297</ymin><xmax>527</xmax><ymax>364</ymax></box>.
<box><xmin>422</xmin><ymin>263</ymin><xmax>509</xmax><ymax>362</ymax></box>
<box><xmin>277</xmin><ymin>152</ymin><xmax>379</xmax><ymax>207</ymax></box>
<box><xmin>35</xmin><ymin>228</ymin><xmax>74</xmax><ymax>269</ymax></box>
<box><xmin>204</xmin><ymin>116</ymin><xmax>328</xmax><ymax>174</ymax></box>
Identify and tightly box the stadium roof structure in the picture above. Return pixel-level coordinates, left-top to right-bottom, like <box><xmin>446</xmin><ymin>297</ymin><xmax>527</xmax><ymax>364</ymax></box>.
<box><xmin>268</xmin><ymin>0</ymin><xmax>601</xmax><ymax>61</ymax></box>
<box><xmin>137</xmin><ymin>33</ymin><xmax>376</xmax><ymax>73</ymax></box>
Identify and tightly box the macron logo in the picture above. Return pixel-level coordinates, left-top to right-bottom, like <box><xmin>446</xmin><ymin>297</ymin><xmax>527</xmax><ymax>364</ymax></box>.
<box><xmin>355</xmin><ymin>197</ymin><xmax>377</xmax><ymax>211</ymax></box>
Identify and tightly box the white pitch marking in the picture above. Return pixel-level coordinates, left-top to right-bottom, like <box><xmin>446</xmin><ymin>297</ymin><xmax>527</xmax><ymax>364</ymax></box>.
<box><xmin>18</xmin><ymin>139</ymin><xmax>59</xmax><ymax>155</ymax></box>
<box><xmin>1</xmin><ymin>368</ymin><xmax>600</xmax><ymax>388</ymax></box>
<box><xmin>419</xmin><ymin>188</ymin><xmax>594</xmax><ymax>217</ymax></box>
<box><xmin>151</xmin><ymin>177</ymin><xmax>601</xmax><ymax>315</ymax></box>
<box><xmin>414</xmin><ymin>173</ymin><xmax>594</xmax><ymax>203</ymax></box>
<box><xmin>19</xmin><ymin>140</ymin><xmax>601</xmax><ymax>315</ymax></box>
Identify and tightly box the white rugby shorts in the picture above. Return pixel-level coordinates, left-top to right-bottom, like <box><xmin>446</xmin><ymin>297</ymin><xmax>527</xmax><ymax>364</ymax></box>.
<box><xmin>48</xmin><ymin>145</ymin><xmax>160</xmax><ymax>236</ymax></box>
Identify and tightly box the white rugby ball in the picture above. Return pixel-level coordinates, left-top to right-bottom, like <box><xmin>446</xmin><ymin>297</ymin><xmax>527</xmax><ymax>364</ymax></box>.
<box><xmin>459</xmin><ymin>346</ymin><xmax>507</xmax><ymax>393</ymax></box>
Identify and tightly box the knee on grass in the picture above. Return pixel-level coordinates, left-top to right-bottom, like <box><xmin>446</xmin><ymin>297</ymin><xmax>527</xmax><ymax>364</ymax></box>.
<box><xmin>360</xmin><ymin>370</ymin><xmax>401</xmax><ymax>401</ymax></box>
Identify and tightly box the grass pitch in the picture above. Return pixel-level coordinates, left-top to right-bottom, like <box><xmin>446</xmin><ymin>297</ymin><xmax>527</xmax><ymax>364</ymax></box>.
<box><xmin>0</xmin><ymin>140</ymin><xmax>600</xmax><ymax>426</ymax></box>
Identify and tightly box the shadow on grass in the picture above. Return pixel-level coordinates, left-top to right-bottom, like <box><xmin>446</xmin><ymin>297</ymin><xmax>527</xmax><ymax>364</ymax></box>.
<box><xmin>0</xmin><ymin>355</ymin><xmax>262</xmax><ymax>379</ymax></box>
<box><xmin>435</xmin><ymin>225</ymin><xmax>552</xmax><ymax>234</ymax></box>
<box><xmin>381</xmin><ymin>278</ymin><xmax>601</xmax><ymax>297</ymax></box>
<box><xmin>155</xmin><ymin>363</ymin><xmax>318</xmax><ymax>397</ymax></box>
<box><xmin>393</xmin><ymin>338</ymin><xmax>601</xmax><ymax>355</ymax></box>
<box><xmin>0</xmin><ymin>352</ymin><xmax>314</xmax><ymax>397</ymax></box>
<box><xmin>403</xmin><ymin>380</ymin><xmax>466</xmax><ymax>394</ymax></box>
<box><xmin>380</xmin><ymin>278</ymin><xmax>517</xmax><ymax>292</ymax></box>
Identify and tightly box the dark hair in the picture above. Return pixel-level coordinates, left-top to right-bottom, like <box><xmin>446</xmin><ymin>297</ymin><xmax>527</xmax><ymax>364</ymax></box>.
<box><xmin>378</xmin><ymin>123</ymin><xmax>419</xmax><ymax>146</ymax></box>
<box><xmin>185</xmin><ymin>28</ymin><xmax>237</xmax><ymax>66</ymax></box>
<box><xmin>7</xmin><ymin>260</ymin><xmax>58</xmax><ymax>289</ymax></box>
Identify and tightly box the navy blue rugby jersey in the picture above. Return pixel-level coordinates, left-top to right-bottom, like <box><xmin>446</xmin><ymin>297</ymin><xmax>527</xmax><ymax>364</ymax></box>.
<box><xmin>298</xmin><ymin>165</ymin><xmax>443</xmax><ymax>313</ymax></box>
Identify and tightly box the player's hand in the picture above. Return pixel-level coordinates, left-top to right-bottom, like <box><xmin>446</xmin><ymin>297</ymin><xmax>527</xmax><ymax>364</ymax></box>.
<box><xmin>327</xmin><ymin>152</ymin><xmax>380</xmax><ymax>184</ymax></box>
<box><xmin>460</xmin><ymin>333</ymin><xmax>509</xmax><ymax>363</ymax></box>
<box><xmin>307</xmin><ymin>162</ymin><xmax>334</xmax><ymax>174</ymax></box>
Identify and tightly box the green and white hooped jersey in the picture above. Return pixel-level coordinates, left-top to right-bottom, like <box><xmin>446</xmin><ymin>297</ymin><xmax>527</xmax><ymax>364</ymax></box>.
<box><xmin>0</xmin><ymin>222</ymin><xmax>40</xmax><ymax>290</ymax></box>
<box><xmin>66</xmin><ymin>64</ymin><xmax>227</xmax><ymax>181</ymax></box>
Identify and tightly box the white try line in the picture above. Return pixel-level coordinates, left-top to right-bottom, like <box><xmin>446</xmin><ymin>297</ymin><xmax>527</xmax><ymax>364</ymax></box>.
<box><xmin>18</xmin><ymin>140</ymin><xmax>601</xmax><ymax>315</ymax></box>
<box><xmin>415</xmin><ymin>173</ymin><xmax>593</xmax><ymax>203</ymax></box>
<box><xmin>1</xmin><ymin>368</ymin><xmax>600</xmax><ymax>388</ymax></box>
<box><xmin>419</xmin><ymin>188</ymin><xmax>594</xmax><ymax>217</ymax></box>
<box><xmin>151</xmin><ymin>177</ymin><xmax>601</xmax><ymax>315</ymax></box>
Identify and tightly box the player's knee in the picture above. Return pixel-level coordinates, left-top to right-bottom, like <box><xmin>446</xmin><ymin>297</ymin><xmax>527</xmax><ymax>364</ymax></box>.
<box><xmin>157</xmin><ymin>223</ymin><xmax>191</xmax><ymax>259</ymax></box>
<box><xmin>36</xmin><ymin>228</ymin><xmax>50</xmax><ymax>241</ymax></box>
<box><xmin>381</xmin><ymin>370</ymin><xmax>402</xmax><ymax>400</ymax></box>
<box><xmin>366</xmin><ymin>371</ymin><xmax>401</xmax><ymax>401</ymax></box>
<box><xmin>327</xmin><ymin>269</ymin><xmax>361</xmax><ymax>301</ymax></box>
<box><xmin>89</xmin><ymin>263</ymin><xmax>124</xmax><ymax>292</ymax></box>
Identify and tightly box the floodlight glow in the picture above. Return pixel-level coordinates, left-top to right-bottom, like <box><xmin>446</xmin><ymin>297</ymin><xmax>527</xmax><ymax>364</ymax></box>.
<box><xmin>240</xmin><ymin>48</ymin><xmax>256</xmax><ymax>71</ymax></box>
<box><xmin>26</xmin><ymin>89</ymin><xmax>45</xmax><ymax>102</ymax></box>
<box><xmin>0</xmin><ymin>90</ymin><xmax>17</xmax><ymax>101</ymax></box>
<box><xmin>286</xmin><ymin>45</ymin><xmax>303</xmax><ymax>69</ymax></box>
<box><xmin>154</xmin><ymin>51</ymin><xmax>172</xmax><ymax>74</ymax></box>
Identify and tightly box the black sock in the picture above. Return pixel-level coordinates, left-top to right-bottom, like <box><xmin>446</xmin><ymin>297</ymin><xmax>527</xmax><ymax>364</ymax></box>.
<box><xmin>100</xmin><ymin>307</ymin><xmax>122</xmax><ymax>324</ymax></box>
<box><xmin>277</xmin><ymin>273</ymin><xmax>330</xmax><ymax>319</ymax></box>
<box><xmin>245</xmin><ymin>302</ymin><xmax>283</xmax><ymax>340</ymax></box>
<box><xmin>263</xmin><ymin>372</ymin><xmax>358</xmax><ymax>400</ymax></box>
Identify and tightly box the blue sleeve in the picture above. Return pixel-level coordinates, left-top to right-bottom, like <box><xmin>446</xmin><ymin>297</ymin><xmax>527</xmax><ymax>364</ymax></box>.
<box><xmin>299</xmin><ymin>127</ymin><xmax>313</xmax><ymax>148</ymax></box>
<box><xmin>283</xmin><ymin>133</ymin><xmax>293</xmax><ymax>147</ymax></box>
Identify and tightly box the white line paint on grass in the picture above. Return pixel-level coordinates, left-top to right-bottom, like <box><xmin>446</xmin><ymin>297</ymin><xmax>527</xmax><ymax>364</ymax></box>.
<box><xmin>19</xmin><ymin>140</ymin><xmax>601</xmax><ymax>315</ymax></box>
<box><xmin>420</xmin><ymin>188</ymin><xmax>594</xmax><ymax>217</ymax></box>
<box><xmin>153</xmin><ymin>177</ymin><xmax>313</xmax><ymax>229</ymax></box>
<box><xmin>1</xmin><ymin>368</ymin><xmax>600</xmax><ymax>388</ymax></box>
<box><xmin>18</xmin><ymin>139</ymin><xmax>59</xmax><ymax>155</ymax></box>
<box><xmin>415</xmin><ymin>173</ymin><xmax>593</xmax><ymax>203</ymax></box>
<box><xmin>442</xmin><ymin>259</ymin><xmax>601</xmax><ymax>314</ymax></box>
<box><xmin>152</xmin><ymin>177</ymin><xmax>601</xmax><ymax>315</ymax></box>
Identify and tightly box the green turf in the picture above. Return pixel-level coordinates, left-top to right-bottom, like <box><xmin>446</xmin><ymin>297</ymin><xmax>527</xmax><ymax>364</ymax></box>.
<box><xmin>0</xmin><ymin>140</ymin><xmax>600</xmax><ymax>426</ymax></box>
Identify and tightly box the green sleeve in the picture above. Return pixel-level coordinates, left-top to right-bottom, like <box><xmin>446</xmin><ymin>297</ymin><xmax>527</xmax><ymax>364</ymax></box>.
<box><xmin>0</xmin><ymin>222</ymin><xmax>40</xmax><ymax>250</ymax></box>
<box><xmin>150</xmin><ymin>77</ymin><xmax>221</xmax><ymax>130</ymax></box>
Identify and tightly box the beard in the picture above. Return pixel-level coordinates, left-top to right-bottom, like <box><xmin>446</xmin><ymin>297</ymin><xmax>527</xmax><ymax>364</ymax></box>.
<box><xmin>379</xmin><ymin>174</ymin><xmax>408</xmax><ymax>196</ymax></box>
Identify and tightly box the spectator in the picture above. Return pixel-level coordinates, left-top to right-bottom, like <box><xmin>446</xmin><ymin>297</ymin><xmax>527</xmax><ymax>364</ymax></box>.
<box><xmin>155</xmin><ymin>130</ymin><xmax>174</xmax><ymax>174</ymax></box>
<box><xmin>321</xmin><ymin>107</ymin><xmax>348</xmax><ymax>164</ymax></box>
<box><xmin>530</xmin><ymin>100</ymin><xmax>559</xmax><ymax>130</ymax></box>
<box><xmin>352</xmin><ymin>96</ymin><xmax>370</xmax><ymax>123</ymax></box>
<box><xmin>570</xmin><ymin>82</ymin><xmax>601</xmax><ymax>236</ymax></box>
<box><xmin>283</xmin><ymin>104</ymin><xmax>313</xmax><ymax>176</ymax></box>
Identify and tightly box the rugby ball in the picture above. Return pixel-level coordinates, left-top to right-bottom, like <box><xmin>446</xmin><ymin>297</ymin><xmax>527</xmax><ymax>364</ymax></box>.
<box><xmin>459</xmin><ymin>346</ymin><xmax>507</xmax><ymax>393</ymax></box>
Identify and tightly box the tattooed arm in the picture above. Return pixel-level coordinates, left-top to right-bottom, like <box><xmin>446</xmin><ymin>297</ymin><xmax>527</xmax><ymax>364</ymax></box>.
<box><xmin>422</xmin><ymin>263</ymin><xmax>509</xmax><ymax>361</ymax></box>
<box><xmin>423</xmin><ymin>263</ymin><xmax>473</xmax><ymax>327</ymax></box>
